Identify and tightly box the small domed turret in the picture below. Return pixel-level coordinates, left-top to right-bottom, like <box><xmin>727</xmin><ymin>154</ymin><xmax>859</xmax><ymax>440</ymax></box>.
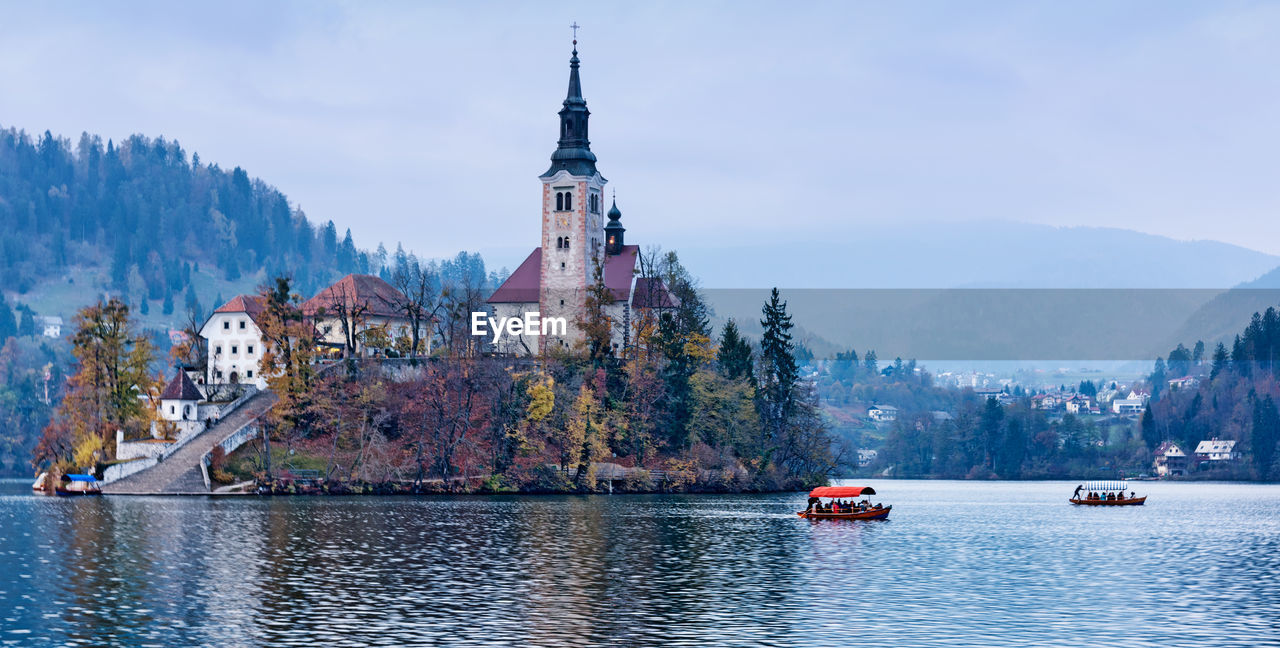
<box><xmin>605</xmin><ymin>198</ymin><xmax>625</xmax><ymax>255</ymax></box>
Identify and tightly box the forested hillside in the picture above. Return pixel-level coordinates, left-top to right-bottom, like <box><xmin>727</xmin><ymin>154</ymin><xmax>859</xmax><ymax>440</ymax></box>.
<box><xmin>0</xmin><ymin>125</ymin><xmax>385</xmax><ymax>475</ymax></box>
<box><xmin>1141</xmin><ymin>308</ymin><xmax>1280</xmax><ymax>480</ymax></box>
<box><xmin>0</xmin><ymin>126</ymin><xmax>370</xmax><ymax>308</ymax></box>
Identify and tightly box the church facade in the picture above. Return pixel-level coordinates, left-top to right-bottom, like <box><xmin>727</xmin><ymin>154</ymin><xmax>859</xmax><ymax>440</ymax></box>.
<box><xmin>487</xmin><ymin>40</ymin><xmax>675</xmax><ymax>355</ymax></box>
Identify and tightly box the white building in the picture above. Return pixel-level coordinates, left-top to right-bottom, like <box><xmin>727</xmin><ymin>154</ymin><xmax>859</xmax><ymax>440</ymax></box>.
<box><xmin>1194</xmin><ymin>438</ymin><xmax>1240</xmax><ymax>465</ymax></box>
<box><xmin>1153</xmin><ymin>441</ymin><xmax>1187</xmax><ymax>477</ymax></box>
<box><xmin>199</xmin><ymin>295</ymin><xmax>268</xmax><ymax>389</ymax></box>
<box><xmin>303</xmin><ymin>273</ymin><xmax>430</xmax><ymax>358</ymax></box>
<box><xmin>868</xmin><ymin>405</ymin><xmax>898</xmax><ymax>422</ymax></box>
<box><xmin>36</xmin><ymin>315</ymin><xmax>63</xmax><ymax>338</ymax></box>
<box><xmin>1112</xmin><ymin>398</ymin><xmax>1146</xmax><ymax>415</ymax></box>
<box><xmin>159</xmin><ymin>370</ymin><xmax>205</xmax><ymax>437</ymax></box>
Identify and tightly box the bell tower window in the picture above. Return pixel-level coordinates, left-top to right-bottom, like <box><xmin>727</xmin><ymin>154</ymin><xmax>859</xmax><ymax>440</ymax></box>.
<box><xmin>553</xmin><ymin>189</ymin><xmax>574</xmax><ymax>212</ymax></box>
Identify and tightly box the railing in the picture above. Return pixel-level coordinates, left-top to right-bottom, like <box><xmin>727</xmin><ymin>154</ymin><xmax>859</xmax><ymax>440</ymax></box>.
<box><xmin>200</xmin><ymin>422</ymin><xmax>264</xmax><ymax>491</ymax></box>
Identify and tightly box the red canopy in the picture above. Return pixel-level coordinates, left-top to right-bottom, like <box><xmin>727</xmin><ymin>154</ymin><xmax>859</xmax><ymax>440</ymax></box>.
<box><xmin>808</xmin><ymin>486</ymin><xmax>876</xmax><ymax>498</ymax></box>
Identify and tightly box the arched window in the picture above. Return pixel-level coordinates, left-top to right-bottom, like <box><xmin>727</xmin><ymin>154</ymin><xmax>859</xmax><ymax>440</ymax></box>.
<box><xmin>564</xmin><ymin>236</ymin><xmax>570</xmax><ymax>250</ymax></box>
<box><xmin>556</xmin><ymin>236</ymin><xmax>563</xmax><ymax>249</ymax></box>
<box><xmin>555</xmin><ymin>192</ymin><xmax>563</xmax><ymax>211</ymax></box>
<box><xmin>564</xmin><ymin>193</ymin><xmax>573</xmax><ymax>211</ymax></box>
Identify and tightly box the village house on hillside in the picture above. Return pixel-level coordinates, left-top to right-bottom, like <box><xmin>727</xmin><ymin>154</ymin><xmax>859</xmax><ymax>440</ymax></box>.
<box><xmin>868</xmin><ymin>404</ymin><xmax>898</xmax><ymax>422</ymax></box>
<box><xmin>36</xmin><ymin>315</ymin><xmax>62</xmax><ymax>338</ymax></box>
<box><xmin>303</xmin><ymin>273</ymin><xmax>427</xmax><ymax>358</ymax></box>
<box><xmin>1194</xmin><ymin>438</ymin><xmax>1240</xmax><ymax>469</ymax></box>
<box><xmin>1153</xmin><ymin>441</ymin><xmax>1187</xmax><ymax>477</ymax></box>
<box><xmin>486</xmin><ymin>41</ymin><xmax>676</xmax><ymax>355</ymax></box>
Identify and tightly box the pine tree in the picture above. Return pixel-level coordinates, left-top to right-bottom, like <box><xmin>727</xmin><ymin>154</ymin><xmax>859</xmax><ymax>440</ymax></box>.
<box><xmin>184</xmin><ymin>284</ymin><xmax>201</xmax><ymax>317</ymax></box>
<box><xmin>758</xmin><ymin>288</ymin><xmax>797</xmax><ymax>440</ymax></box>
<box><xmin>1252</xmin><ymin>395</ymin><xmax>1279</xmax><ymax>480</ymax></box>
<box><xmin>980</xmin><ymin>397</ymin><xmax>1005</xmax><ymax>469</ymax></box>
<box><xmin>0</xmin><ymin>297</ymin><xmax>15</xmax><ymax>341</ymax></box>
<box><xmin>162</xmin><ymin>290</ymin><xmax>174</xmax><ymax>315</ymax></box>
<box><xmin>716</xmin><ymin>319</ymin><xmax>754</xmax><ymax>382</ymax></box>
<box><xmin>1211</xmin><ymin>342</ymin><xmax>1229</xmax><ymax>379</ymax></box>
<box><xmin>1150</xmin><ymin>357</ymin><xmax>1167</xmax><ymax>399</ymax></box>
<box><xmin>18</xmin><ymin>308</ymin><xmax>36</xmax><ymax>337</ymax></box>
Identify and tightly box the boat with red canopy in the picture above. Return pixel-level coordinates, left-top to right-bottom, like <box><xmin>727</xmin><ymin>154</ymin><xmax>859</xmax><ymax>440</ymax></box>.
<box><xmin>797</xmin><ymin>486</ymin><xmax>891</xmax><ymax>520</ymax></box>
<box><xmin>1069</xmin><ymin>481</ymin><xmax>1145</xmax><ymax>506</ymax></box>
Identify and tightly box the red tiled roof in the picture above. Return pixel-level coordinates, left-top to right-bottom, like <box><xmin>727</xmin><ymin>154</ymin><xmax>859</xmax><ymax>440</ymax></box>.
<box><xmin>604</xmin><ymin>245</ymin><xmax>640</xmax><ymax>301</ymax></box>
<box><xmin>213</xmin><ymin>295</ymin><xmax>268</xmax><ymax>324</ymax></box>
<box><xmin>160</xmin><ymin>370</ymin><xmax>203</xmax><ymax>401</ymax></box>
<box><xmin>303</xmin><ymin>274</ymin><xmax>405</xmax><ymax>318</ymax></box>
<box><xmin>487</xmin><ymin>245</ymin><xmax>678</xmax><ymax>309</ymax></box>
<box><xmin>631</xmin><ymin>277</ymin><xmax>680</xmax><ymax>309</ymax></box>
<box><xmin>487</xmin><ymin>248</ymin><xmax>542</xmax><ymax>303</ymax></box>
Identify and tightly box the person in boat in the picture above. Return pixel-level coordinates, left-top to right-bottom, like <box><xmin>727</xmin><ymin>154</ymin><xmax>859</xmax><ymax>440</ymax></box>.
<box><xmin>1117</xmin><ymin>492</ymin><xmax>1124</xmax><ymax>501</ymax></box>
<box><xmin>807</xmin><ymin>496</ymin><xmax>820</xmax><ymax>512</ymax></box>
<box><xmin>1073</xmin><ymin>484</ymin><xmax>1083</xmax><ymax>499</ymax></box>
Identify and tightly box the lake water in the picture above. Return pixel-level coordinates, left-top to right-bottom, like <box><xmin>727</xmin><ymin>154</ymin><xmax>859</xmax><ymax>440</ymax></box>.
<box><xmin>2</xmin><ymin>479</ymin><xmax>1278</xmax><ymax>647</ymax></box>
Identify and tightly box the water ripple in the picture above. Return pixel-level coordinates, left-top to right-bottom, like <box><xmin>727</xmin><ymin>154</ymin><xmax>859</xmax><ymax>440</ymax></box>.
<box><xmin>1</xmin><ymin>480</ymin><xmax>1279</xmax><ymax>647</ymax></box>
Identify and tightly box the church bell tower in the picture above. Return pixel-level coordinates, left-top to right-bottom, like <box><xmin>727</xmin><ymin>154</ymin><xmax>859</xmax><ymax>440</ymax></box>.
<box><xmin>539</xmin><ymin>30</ymin><xmax>607</xmax><ymax>349</ymax></box>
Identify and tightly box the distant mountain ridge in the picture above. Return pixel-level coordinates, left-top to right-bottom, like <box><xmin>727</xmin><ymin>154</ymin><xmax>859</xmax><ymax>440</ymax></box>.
<box><xmin>1161</xmin><ymin>267</ymin><xmax>1280</xmax><ymax>354</ymax></box>
<box><xmin>680</xmin><ymin>221</ymin><xmax>1279</xmax><ymax>289</ymax></box>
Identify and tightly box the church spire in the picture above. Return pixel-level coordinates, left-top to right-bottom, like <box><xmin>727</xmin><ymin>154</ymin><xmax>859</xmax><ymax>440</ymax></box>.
<box><xmin>542</xmin><ymin>26</ymin><xmax>600</xmax><ymax>179</ymax></box>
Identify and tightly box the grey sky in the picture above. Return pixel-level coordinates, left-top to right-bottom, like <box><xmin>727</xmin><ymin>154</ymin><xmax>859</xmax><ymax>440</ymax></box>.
<box><xmin>2</xmin><ymin>1</ymin><xmax>1278</xmax><ymax>274</ymax></box>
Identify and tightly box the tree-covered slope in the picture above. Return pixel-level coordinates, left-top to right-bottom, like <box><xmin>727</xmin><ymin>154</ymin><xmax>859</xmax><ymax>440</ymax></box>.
<box><xmin>0</xmin><ymin>126</ymin><xmax>370</xmax><ymax>312</ymax></box>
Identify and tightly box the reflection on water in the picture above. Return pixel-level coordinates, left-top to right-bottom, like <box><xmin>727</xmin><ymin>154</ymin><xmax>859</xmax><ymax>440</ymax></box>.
<box><xmin>2</xmin><ymin>480</ymin><xmax>1279</xmax><ymax>647</ymax></box>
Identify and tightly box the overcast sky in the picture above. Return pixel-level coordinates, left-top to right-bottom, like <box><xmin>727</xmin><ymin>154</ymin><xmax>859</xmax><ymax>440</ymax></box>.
<box><xmin>2</xmin><ymin>1</ymin><xmax>1279</xmax><ymax>272</ymax></box>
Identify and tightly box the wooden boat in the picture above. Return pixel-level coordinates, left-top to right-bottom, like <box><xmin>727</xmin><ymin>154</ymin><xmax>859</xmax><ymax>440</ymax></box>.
<box><xmin>54</xmin><ymin>474</ymin><xmax>102</xmax><ymax>496</ymax></box>
<box><xmin>797</xmin><ymin>485</ymin><xmax>891</xmax><ymax>520</ymax></box>
<box><xmin>1069</xmin><ymin>480</ymin><xmax>1144</xmax><ymax>506</ymax></box>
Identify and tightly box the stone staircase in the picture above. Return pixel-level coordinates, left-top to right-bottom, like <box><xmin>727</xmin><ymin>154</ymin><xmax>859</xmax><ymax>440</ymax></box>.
<box><xmin>103</xmin><ymin>391</ymin><xmax>277</xmax><ymax>495</ymax></box>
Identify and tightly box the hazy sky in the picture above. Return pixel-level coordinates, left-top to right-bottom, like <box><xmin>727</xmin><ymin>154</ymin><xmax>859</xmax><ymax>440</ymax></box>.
<box><xmin>2</xmin><ymin>1</ymin><xmax>1279</xmax><ymax>272</ymax></box>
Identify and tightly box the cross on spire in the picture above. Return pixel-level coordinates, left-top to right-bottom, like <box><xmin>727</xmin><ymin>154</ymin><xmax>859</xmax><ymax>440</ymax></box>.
<box><xmin>570</xmin><ymin>21</ymin><xmax>580</xmax><ymax>46</ymax></box>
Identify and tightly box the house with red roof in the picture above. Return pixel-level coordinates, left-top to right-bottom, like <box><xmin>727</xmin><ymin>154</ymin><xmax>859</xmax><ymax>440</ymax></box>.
<box><xmin>486</xmin><ymin>43</ymin><xmax>675</xmax><ymax>355</ymax></box>
<box><xmin>303</xmin><ymin>273</ymin><xmax>427</xmax><ymax>358</ymax></box>
<box><xmin>199</xmin><ymin>294</ymin><xmax>269</xmax><ymax>388</ymax></box>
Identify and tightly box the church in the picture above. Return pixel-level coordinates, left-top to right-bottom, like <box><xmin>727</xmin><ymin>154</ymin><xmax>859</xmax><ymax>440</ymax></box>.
<box><xmin>487</xmin><ymin>37</ymin><xmax>676</xmax><ymax>355</ymax></box>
